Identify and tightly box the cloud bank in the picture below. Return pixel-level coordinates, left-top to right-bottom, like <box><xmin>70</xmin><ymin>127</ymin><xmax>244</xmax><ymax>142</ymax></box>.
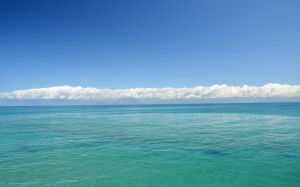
<box><xmin>0</xmin><ymin>83</ymin><xmax>300</xmax><ymax>105</ymax></box>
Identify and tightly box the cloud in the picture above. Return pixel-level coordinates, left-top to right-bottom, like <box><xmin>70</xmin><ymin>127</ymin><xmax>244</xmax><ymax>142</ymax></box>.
<box><xmin>1</xmin><ymin>84</ymin><xmax>300</xmax><ymax>103</ymax></box>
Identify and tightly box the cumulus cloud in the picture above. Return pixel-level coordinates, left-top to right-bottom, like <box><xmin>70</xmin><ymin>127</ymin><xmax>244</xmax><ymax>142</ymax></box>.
<box><xmin>1</xmin><ymin>84</ymin><xmax>300</xmax><ymax>102</ymax></box>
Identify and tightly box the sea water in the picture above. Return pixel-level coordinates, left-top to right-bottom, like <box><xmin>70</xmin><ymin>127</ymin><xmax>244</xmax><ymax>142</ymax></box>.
<box><xmin>0</xmin><ymin>103</ymin><xmax>300</xmax><ymax>186</ymax></box>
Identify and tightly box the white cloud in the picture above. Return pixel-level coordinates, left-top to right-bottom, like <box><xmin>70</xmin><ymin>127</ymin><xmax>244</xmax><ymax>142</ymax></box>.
<box><xmin>1</xmin><ymin>83</ymin><xmax>300</xmax><ymax>101</ymax></box>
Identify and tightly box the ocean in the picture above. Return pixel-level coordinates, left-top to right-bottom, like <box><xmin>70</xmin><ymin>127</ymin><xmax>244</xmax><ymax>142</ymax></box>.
<box><xmin>1</xmin><ymin>103</ymin><xmax>300</xmax><ymax>186</ymax></box>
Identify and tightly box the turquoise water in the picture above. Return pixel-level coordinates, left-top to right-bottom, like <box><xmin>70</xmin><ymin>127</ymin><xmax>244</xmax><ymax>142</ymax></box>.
<box><xmin>1</xmin><ymin>103</ymin><xmax>300</xmax><ymax>187</ymax></box>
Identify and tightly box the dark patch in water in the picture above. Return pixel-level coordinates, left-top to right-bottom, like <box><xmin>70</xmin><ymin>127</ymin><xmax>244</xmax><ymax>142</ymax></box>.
<box><xmin>18</xmin><ymin>146</ymin><xmax>39</xmax><ymax>153</ymax></box>
<box><xmin>183</xmin><ymin>147</ymin><xmax>229</xmax><ymax>157</ymax></box>
<box><xmin>282</xmin><ymin>154</ymin><xmax>300</xmax><ymax>159</ymax></box>
<box><xmin>76</xmin><ymin>142</ymin><xmax>95</xmax><ymax>148</ymax></box>
<box><xmin>202</xmin><ymin>149</ymin><xmax>228</xmax><ymax>156</ymax></box>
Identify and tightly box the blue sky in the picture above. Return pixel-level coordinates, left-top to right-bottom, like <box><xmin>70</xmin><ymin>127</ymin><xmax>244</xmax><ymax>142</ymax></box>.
<box><xmin>1</xmin><ymin>0</ymin><xmax>300</xmax><ymax>92</ymax></box>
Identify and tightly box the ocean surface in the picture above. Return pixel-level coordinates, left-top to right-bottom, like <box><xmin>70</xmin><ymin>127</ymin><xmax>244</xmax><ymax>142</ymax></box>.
<box><xmin>1</xmin><ymin>103</ymin><xmax>300</xmax><ymax>187</ymax></box>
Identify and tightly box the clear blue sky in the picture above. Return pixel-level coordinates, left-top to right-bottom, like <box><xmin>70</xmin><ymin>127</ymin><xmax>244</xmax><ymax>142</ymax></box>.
<box><xmin>1</xmin><ymin>0</ymin><xmax>299</xmax><ymax>91</ymax></box>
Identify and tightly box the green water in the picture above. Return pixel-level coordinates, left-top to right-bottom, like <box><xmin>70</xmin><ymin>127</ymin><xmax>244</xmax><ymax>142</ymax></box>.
<box><xmin>1</xmin><ymin>103</ymin><xmax>300</xmax><ymax>186</ymax></box>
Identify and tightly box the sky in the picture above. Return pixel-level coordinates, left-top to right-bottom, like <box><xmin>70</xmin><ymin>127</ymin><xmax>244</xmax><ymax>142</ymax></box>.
<box><xmin>0</xmin><ymin>0</ymin><xmax>300</xmax><ymax>104</ymax></box>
